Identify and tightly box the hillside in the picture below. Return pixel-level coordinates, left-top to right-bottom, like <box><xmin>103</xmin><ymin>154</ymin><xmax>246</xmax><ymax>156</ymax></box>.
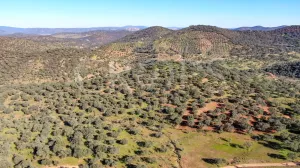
<box><xmin>1</xmin><ymin>60</ymin><xmax>300</xmax><ymax>167</ymax></box>
<box><xmin>92</xmin><ymin>25</ymin><xmax>237</xmax><ymax>62</ymax></box>
<box><xmin>0</xmin><ymin>30</ymin><xmax>135</xmax><ymax>85</ymax></box>
<box><xmin>93</xmin><ymin>25</ymin><xmax>300</xmax><ymax>63</ymax></box>
<box><xmin>0</xmin><ymin>36</ymin><xmax>70</xmax><ymax>53</ymax></box>
<box><xmin>1</xmin><ymin>25</ymin><xmax>300</xmax><ymax>86</ymax></box>
<box><xmin>4</xmin><ymin>30</ymin><xmax>134</xmax><ymax>48</ymax></box>
<box><xmin>152</xmin><ymin>25</ymin><xmax>238</xmax><ymax>59</ymax></box>
<box><xmin>50</xmin><ymin>30</ymin><xmax>133</xmax><ymax>47</ymax></box>
<box><xmin>118</xmin><ymin>26</ymin><xmax>173</xmax><ymax>43</ymax></box>
<box><xmin>91</xmin><ymin>27</ymin><xmax>174</xmax><ymax>63</ymax></box>
<box><xmin>265</xmin><ymin>61</ymin><xmax>300</xmax><ymax>78</ymax></box>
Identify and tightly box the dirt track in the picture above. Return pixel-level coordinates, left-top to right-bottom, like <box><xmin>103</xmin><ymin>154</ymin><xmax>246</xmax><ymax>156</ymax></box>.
<box><xmin>223</xmin><ymin>162</ymin><xmax>300</xmax><ymax>168</ymax></box>
<box><xmin>44</xmin><ymin>165</ymin><xmax>79</xmax><ymax>168</ymax></box>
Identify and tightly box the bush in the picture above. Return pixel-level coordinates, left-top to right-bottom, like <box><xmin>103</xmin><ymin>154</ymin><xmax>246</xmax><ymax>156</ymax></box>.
<box><xmin>203</xmin><ymin>158</ymin><xmax>227</xmax><ymax>165</ymax></box>
<box><xmin>118</xmin><ymin>138</ymin><xmax>128</xmax><ymax>145</ymax></box>
<box><xmin>102</xmin><ymin>159</ymin><xmax>116</xmax><ymax>166</ymax></box>
<box><xmin>39</xmin><ymin>159</ymin><xmax>52</xmax><ymax>165</ymax></box>
<box><xmin>142</xmin><ymin>157</ymin><xmax>156</xmax><ymax>164</ymax></box>
<box><xmin>138</xmin><ymin>141</ymin><xmax>152</xmax><ymax>148</ymax></box>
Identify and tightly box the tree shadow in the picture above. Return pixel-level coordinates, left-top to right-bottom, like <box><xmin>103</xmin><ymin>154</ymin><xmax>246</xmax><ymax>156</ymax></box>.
<box><xmin>259</xmin><ymin>141</ymin><xmax>282</xmax><ymax>150</ymax></box>
<box><xmin>202</xmin><ymin>158</ymin><xmax>218</xmax><ymax>164</ymax></box>
<box><xmin>126</xmin><ymin>164</ymin><xmax>137</xmax><ymax>168</ymax></box>
<box><xmin>180</xmin><ymin>120</ymin><xmax>188</xmax><ymax>126</ymax></box>
<box><xmin>267</xmin><ymin>153</ymin><xmax>286</xmax><ymax>160</ymax></box>
<box><xmin>230</xmin><ymin>143</ymin><xmax>243</xmax><ymax>149</ymax></box>
<box><xmin>220</xmin><ymin>137</ymin><xmax>229</xmax><ymax>142</ymax></box>
<box><xmin>202</xmin><ymin>158</ymin><xmax>227</xmax><ymax>165</ymax></box>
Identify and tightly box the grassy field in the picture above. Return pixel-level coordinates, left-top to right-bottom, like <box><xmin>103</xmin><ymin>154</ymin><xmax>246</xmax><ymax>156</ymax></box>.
<box><xmin>165</xmin><ymin>128</ymin><xmax>294</xmax><ymax>168</ymax></box>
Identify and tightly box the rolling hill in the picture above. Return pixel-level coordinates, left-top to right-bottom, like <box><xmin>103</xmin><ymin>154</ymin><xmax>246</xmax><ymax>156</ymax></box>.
<box><xmin>1</xmin><ymin>25</ymin><xmax>300</xmax><ymax>85</ymax></box>
<box><xmin>93</xmin><ymin>25</ymin><xmax>300</xmax><ymax>62</ymax></box>
<box><xmin>49</xmin><ymin>30</ymin><xmax>133</xmax><ymax>47</ymax></box>
<box><xmin>0</xmin><ymin>30</ymin><xmax>133</xmax><ymax>85</ymax></box>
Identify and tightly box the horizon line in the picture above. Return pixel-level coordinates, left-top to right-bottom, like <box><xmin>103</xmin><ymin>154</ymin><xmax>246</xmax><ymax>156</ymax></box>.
<box><xmin>0</xmin><ymin>24</ymin><xmax>295</xmax><ymax>29</ymax></box>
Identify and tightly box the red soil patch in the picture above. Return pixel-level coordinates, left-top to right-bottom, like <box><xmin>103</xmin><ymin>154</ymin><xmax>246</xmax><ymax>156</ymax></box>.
<box><xmin>85</xmin><ymin>74</ymin><xmax>94</xmax><ymax>79</ymax></box>
<box><xmin>256</xmin><ymin>114</ymin><xmax>263</xmax><ymax>119</ymax></box>
<box><xmin>44</xmin><ymin>165</ymin><xmax>78</xmax><ymax>168</ymax></box>
<box><xmin>197</xmin><ymin>102</ymin><xmax>219</xmax><ymax>115</ymax></box>
<box><xmin>267</xmin><ymin>72</ymin><xmax>277</xmax><ymax>80</ymax></box>
<box><xmin>249</xmin><ymin>116</ymin><xmax>256</xmax><ymax>126</ymax></box>
<box><xmin>224</xmin><ymin>111</ymin><xmax>231</xmax><ymax>114</ymax></box>
<box><xmin>224</xmin><ymin>162</ymin><xmax>299</xmax><ymax>168</ymax></box>
<box><xmin>201</xmin><ymin>78</ymin><xmax>208</xmax><ymax>83</ymax></box>
<box><xmin>182</xmin><ymin>109</ymin><xmax>191</xmax><ymax>116</ymax></box>
<box><xmin>177</xmin><ymin>102</ymin><xmax>220</xmax><ymax>132</ymax></box>
<box><xmin>202</xmin><ymin>126</ymin><xmax>215</xmax><ymax>131</ymax></box>
<box><xmin>162</xmin><ymin>104</ymin><xmax>177</xmax><ymax>108</ymax></box>
<box><xmin>176</xmin><ymin>55</ymin><xmax>183</xmax><ymax>62</ymax></box>
<box><xmin>259</xmin><ymin>105</ymin><xmax>270</xmax><ymax>114</ymax></box>
<box><xmin>175</xmin><ymin>125</ymin><xmax>197</xmax><ymax>131</ymax></box>
<box><xmin>252</xmin><ymin>130</ymin><xmax>265</xmax><ymax>135</ymax></box>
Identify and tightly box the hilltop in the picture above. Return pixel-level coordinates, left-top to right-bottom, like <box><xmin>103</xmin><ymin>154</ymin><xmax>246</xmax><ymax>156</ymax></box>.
<box><xmin>117</xmin><ymin>26</ymin><xmax>173</xmax><ymax>42</ymax></box>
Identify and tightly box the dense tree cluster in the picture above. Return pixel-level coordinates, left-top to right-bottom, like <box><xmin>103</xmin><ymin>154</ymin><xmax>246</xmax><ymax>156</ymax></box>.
<box><xmin>265</xmin><ymin>61</ymin><xmax>300</xmax><ymax>78</ymax></box>
<box><xmin>0</xmin><ymin>60</ymin><xmax>300</xmax><ymax>167</ymax></box>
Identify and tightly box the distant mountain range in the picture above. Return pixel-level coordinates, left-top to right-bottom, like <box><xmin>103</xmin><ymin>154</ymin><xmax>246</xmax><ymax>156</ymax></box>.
<box><xmin>0</xmin><ymin>25</ymin><xmax>291</xmax><ymax>35</ymax></box>
<box><xmin>0</xmin><ymin>26</ymin><xmax>147</xmax><ymax>35</ymax></box>
<box><xmin>234</xmin><ymin>25</ymin><xmax>287</xmax><ymax>31</ymax></box>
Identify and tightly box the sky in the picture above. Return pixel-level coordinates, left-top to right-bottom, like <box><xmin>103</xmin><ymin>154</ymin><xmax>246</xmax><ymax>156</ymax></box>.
<box><xmin>0</xmin><ymin>0</ymin><xmax>299</xmax><ymax>28</ymax></box>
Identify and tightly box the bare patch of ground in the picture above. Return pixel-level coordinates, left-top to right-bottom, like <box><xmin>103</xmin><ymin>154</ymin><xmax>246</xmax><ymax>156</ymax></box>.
<box><xmin>267</xmin><ymin>72</ymin><xmax>277</xmax><ymax>80</ymax></box>
<box><xmin>162</xmin><ymin>104</ymin><xmax>177</xmax><ymax>108</ymax></box>
<box><xmin>197</xmin><ymin>102</ymin><xmax>219</xmax><ymax>115</ymax></box>
<box><xmin>109</xmin><ymin>61</ymin><xmax>131</xmax><ymax>73</ymax></box>
<box><xmin>43</xmin><ymin>165</ymin><xmax>79</xmax><ymax>168</ymax></box>
<box><xmin>202</xmin><ymin>78</ymin><xmax>209</xmax><ymax>83</ymax></box>
<box><xmin>157</xmin><ymin>54</ymin><xmax>183</xmax><ymax>62</ymax></box>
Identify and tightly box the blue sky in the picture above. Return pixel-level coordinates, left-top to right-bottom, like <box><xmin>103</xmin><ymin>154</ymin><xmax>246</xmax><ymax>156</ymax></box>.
<box><xmin>0</xmin><ymin>0</ymin><xmax>299</xmax><ymax>28</ymax></box>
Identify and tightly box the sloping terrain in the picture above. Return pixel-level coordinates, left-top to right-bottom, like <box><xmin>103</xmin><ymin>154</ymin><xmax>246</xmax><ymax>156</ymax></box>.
<box><xmin>1</xmin><ymin>25</ymin><xmax>300</xmax><ymax>86</ymax></box>
<box><xmin>5</xmin><ymin>30</ymin><xmax>134</xmax><ymax>48</ymax></box>
<box><xmin>152</xmin><ymin>25</ymin><xmax>238</xmax><ymax>59</ymax></box>
<box><xmin>1</xmin><ymin>61</ymin><xmax>300</xmax><ymax>167</ymax></box>
<box><xmin>265</xmin><ymin>61</ymin><xmax>300</xmax><ymax>78</ymax></box>
<box><xmin>93</xmin><ymin>25</ymin><xmax>300</xmax><ymax>62</ymax></box>
<box><xmin>50</xmin><ymin>30</ymin><xmax>133</xmax><ymax>47</ymax></box>
<box><xmin>0</xmin><ymin>30</ymin><xmax>135</xmax><ymax>85</ymax></box>
<box><xmin>91</xmin><ymin>27</ymin><xmax>174</xmax><ymax>64</ymax></box>
<box><xmin>0</xmin><ymin>36</ymin><xmax>70</xmax><ymax>53</ymax></box>
<box><xmin>117</xmin><ymin>26</ymin><xmax>173</xmax><ymax>43</ymax></box>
